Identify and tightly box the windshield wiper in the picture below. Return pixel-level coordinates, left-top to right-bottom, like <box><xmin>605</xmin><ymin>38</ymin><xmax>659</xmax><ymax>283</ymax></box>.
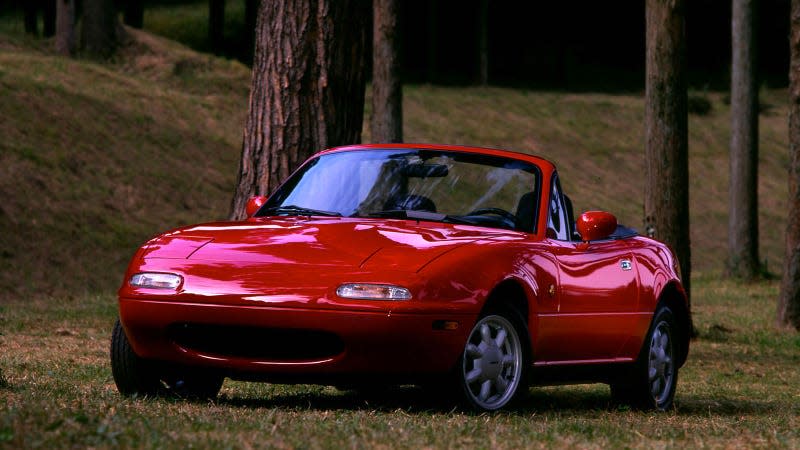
<box><xmin>260</xmin><ymin>205</ymin><xmax>342</xmax><ymax>217</ymax></box>
<box><xmin>366</xmin><ymin>209</ymin><xmax>475</xmax><ymax>225</ymax></box>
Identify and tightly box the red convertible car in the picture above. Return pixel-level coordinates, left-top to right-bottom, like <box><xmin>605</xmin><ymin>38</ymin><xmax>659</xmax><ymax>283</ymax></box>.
<box><xmin>111</xmin><ymin>144</ymin><xmax>690</xmax><ymax>411</ymax></box>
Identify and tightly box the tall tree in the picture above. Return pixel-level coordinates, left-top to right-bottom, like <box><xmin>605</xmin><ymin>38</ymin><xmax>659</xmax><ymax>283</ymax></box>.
<box><xmin>56</xmin><ymin>0</ymin><xmax>77</xmax><ymax>56</ymax></box>
<box><xmin>371</xmin><ymin>0</ymin><xmax>402</xmax><ymax>143</ymax></box>
<box><xmin>124</xmin><ymin>0</ymin><xmax>145</xmax><ymax>29</ymax></box>
<box><xmin>81</xmin><ymin>0</ymin><xmax>120</xmax><ymax>58</ymax></box>
<box><xmin>209</xmin><ymin>0</ymin><xmax>226</xmax><ymax>53</ymax></box>
<box><xmin>729</xmin><ymin>0</ymin><xmax>760</xmax><ymax>279</ymax></box>
<box><xmin>229</xmin><ymin>0</ymin><xmax>370</xmax><ymax>220</ymax></box>
<box><xmin>779</xmin><ymin>0</ymin><xmax>800</xmax><ymax>330</ymax></box>
<box><xmin>644</xmin><ymin>0</ymin><xmax>691</xmax><ymax>299</ymax></box>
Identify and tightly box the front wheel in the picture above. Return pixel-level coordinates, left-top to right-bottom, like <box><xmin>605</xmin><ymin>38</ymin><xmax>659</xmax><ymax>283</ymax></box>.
<box><xmin>110</xmin><ymin>319</ymin><xmax>160</xmax><ymax>397</ymax></box>
<box><xmin>611</xmin><ymin>305</ymin><xmax>679</xmax><ymax>411</ymax></box>
<box><xmin>110</xmin><ymin>319</ymin><xmax>223</xmax><ymax>400</ymax></box>
<box><xmin>457</xmin><ymin>309</ymin><xmax>529</xmax><ymax>411</ymax></box>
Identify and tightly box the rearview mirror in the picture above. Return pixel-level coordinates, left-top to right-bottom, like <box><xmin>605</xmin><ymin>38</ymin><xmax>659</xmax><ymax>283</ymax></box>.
<box><xmin>246</xmin><ymin>195</ymin><xmax>268</xmax><ymax>218</ymax></box>
<box><xmin>576</xmin><ymin>211</ymin><xmax>617</xmax><ymax>242</ymax></box>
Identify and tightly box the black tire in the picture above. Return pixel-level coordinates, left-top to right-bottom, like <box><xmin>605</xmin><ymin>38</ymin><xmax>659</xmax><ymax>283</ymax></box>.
<box><xmin>160</xmin><ymin>369</ymin><xmax>224</xmax><ymax>401</ymax></box>
<box><xmin>611</xmin><ymin>305</ymin><xmax>679</xmax><ymax>411</ymax></box>
<box><xmin>110</xmin><ymin>319</ymin><xmax>160</xmax><ymax>397</ymax></box>
<box><xmin>110</xmin><ymin>319</ymin><xmax>224</xmax><ymax>400</ymax></box>
<box><xmin>456</xmin><ymin>306</ymin><xmax>530</xmax><ymax>411</ymax></box>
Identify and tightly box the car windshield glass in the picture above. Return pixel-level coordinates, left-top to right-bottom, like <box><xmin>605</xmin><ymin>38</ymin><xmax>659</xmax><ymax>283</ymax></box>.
<box><xmin>258</xmin><ymin>149</ymin><xmax>540</xmax><ymax>232</ymax></box>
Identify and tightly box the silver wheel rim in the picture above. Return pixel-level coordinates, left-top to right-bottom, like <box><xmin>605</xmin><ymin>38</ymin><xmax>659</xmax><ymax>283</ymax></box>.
<box><xmin>648</xmin><ymin>320</ymin><xmax>674</xmax><ymax>405</ymax></box>
<box><xmin>461</xmin><ymin>315</ymin><xmax>522</xmax><ymax>410</ymax></box>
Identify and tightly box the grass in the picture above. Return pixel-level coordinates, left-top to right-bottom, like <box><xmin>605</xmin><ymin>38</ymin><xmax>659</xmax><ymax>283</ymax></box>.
<box><xmin>143</xmin><ymin>0</ymin><xmax>250</xmax><ymax>61</ymax></box>
<box><xmin>0</xmin><ymin>26</ymin><xmax>250</xmax><ymax>298</ymax></box>
<box><xmin>1</xmin><ymin>278</ymin><xmax>798</xmax><ymax>448</ymax></box>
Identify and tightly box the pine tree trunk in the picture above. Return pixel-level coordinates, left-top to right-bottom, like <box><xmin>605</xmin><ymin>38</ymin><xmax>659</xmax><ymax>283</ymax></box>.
<box><xmin>229</xmin><ymin>0</ymin><xmax>369</xmax><ymax>220</ymax></box>
<box><xmin>477</xmin><ymin>0</ymin><xmax>489</xmax><ymax>86</ymax></box>
<box><xmin>779</xmin><ymin>0</ymin><xmax>800</xmax><ymax>330</ymax></box>
<box><xmin>23</xmin><ymin>2</ymin><xmax>38</xmax><ymax>36</ymax></box>
<box><xmin>124</xmin><ymin>0</ymin><xmax>144</xmax><ymax>29</ymax></box>
<box><xmin>371</xmin><ymin>0</ymin><xmax>402</xmax><ymax>143</ymax></box>
<box><xmin>43</xmin><ymin>0</ymin><xmax>56</xmax><ymax>37</ymax></box>
<box><xmin>644</xmin><ymin>0</ymin><xmax>691</xmax><ymax>301</ymax></box>
<box><xmin>56</xmin><ymin>0</ymin><xmax>76</xmax><ymax>56</ymax></box>
<box><xmin>729</xmin><ymin>0</ymin><xmax>760</xmax><ymax>279</ymax></box>
<box><xmin>209</xmin><ymin>0</ymin><xmax>225</xmax><ymax>53</ymax></box>
<box><xmin>81</xmin><ymin>0</ymin><xmax>119</xmax><ymax>59</ymax></box>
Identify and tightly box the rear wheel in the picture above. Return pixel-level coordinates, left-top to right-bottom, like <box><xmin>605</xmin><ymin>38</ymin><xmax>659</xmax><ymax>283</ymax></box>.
<box><xmin>110</xmin><ymin>319</ymin><xmax>223</xmax><ymax>400</ymax></box>
<box><xmin>611</xmin><ymin>305</ymin><xmax>678</xmax><ymax>410</ymax></box>
<box><xmin>457</xmin><ymin>308</ymin><xmax>529</xmax><ymax>411</ymax></box>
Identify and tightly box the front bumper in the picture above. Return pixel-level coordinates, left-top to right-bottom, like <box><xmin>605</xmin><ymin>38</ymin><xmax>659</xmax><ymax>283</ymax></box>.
<box><xmin>119</xmin><ymin>297</ymin><xmax>474</xmax><ymax>381</ymax></box>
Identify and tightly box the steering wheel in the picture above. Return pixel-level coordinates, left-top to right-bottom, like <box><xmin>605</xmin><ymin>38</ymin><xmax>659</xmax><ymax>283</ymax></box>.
<box><xmin>465</xmin><ymin>207</ymin><xmax>519</xmax><ymax>229</ymax></box>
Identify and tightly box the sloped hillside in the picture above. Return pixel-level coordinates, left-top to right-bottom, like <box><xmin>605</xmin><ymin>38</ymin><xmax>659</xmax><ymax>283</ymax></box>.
<box><xmin>0</xmin><ymin>29</ymin><xmax>250</xmax><ymax>298</ymax></box>
<box><xmin>396</xmin><ymin>87</ymin><xmax>789</xmax><ymax>278</ymax></box>
<box><xmin>0</xmin><ymin>28</ymin><xmax>789</xmax><ymax>300</ymax></box>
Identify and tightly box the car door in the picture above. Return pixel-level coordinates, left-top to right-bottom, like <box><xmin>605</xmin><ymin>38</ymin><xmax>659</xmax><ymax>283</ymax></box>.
<box><xmin>534</xmin><ymin>175</ymin><xmax>641</xmax><ymax>363</ymax></box>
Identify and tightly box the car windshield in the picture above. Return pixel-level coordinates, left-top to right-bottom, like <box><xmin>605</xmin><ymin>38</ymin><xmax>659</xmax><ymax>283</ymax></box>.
<box><xmin>258</xmin><ymin>149</ymin><xmax>541</xmax><ymax>232</ymax></box>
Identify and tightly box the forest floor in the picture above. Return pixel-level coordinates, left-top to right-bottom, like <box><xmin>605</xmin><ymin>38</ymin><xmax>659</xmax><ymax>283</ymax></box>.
<box><xmin>0</xmin><ymin>9</ymin><xmax>798</xmax><ymax>449</ymax></box>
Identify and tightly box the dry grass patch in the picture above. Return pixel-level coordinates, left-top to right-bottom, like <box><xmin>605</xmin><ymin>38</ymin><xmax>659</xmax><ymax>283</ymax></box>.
<box><xmin>1</xmin><ymin>278</ymin><xmax>799</xmax><ymax>449</ymax></box>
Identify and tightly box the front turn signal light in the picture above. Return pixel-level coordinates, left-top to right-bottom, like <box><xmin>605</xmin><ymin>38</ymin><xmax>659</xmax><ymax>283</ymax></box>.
<box><xmin>336</xmin><ymin>283</ymin><xmax>411</xmax><ymax>300</ymax></box>
<box><xmin>130</xmin><ymin>272</ymin><xmax>183</xmax><ymax>290</ymax></box>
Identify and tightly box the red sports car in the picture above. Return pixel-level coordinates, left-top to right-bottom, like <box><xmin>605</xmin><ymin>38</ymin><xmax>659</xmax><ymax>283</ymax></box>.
<box><xmin>111</xmin><ymin>144</ymin><xmax>690</xmax><ymax>411</ymax></box>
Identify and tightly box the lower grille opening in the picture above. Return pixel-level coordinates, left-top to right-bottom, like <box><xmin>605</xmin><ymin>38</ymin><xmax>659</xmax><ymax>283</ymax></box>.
<box><xmin>167</xmin><ymin>323</ymin><xmax>345</xmax><ymax>361</ymax></box>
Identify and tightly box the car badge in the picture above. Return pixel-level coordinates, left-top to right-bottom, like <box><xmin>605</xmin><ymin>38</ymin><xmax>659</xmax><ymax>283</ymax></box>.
<box><xmin>620</xmin><ymin>259</ymin><xmax>632</xmax><ymax>271</ymax></box>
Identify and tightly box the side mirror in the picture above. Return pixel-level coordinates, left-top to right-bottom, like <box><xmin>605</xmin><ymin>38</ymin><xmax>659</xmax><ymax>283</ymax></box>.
<box><xmin>576</xmin><ymin>211</ymin><xmax>617</xmax><ymax>242</ymax></box>
<box><xmin>246</xmin><ymin>195</ymin><xmax>268</xmax><ymax>218</ymax></box>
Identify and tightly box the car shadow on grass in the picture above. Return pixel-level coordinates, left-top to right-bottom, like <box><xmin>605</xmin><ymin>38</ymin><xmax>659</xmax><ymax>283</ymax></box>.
<box><xmin>214</xmin><ymin>384</ymin><xmax>780</xmax><ymax>417</ymax></box>
<box><xmin>216</xmin><ymin>384</ymin><xmax>614</xmax><ymax>415</ymax></box>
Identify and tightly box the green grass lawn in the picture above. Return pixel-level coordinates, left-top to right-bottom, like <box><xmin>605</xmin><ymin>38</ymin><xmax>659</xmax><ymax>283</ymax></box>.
<box><xmin>1</xmin><ymin>278</ymin><xmax>798</xmax><ymax>448</ymax></box>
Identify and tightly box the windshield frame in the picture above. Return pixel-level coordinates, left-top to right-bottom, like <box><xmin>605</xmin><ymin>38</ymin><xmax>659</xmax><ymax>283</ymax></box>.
<box><xmin>256</xmin><ymin>147</ymin><xmax>543</xmax><ymax>234</ymax></box>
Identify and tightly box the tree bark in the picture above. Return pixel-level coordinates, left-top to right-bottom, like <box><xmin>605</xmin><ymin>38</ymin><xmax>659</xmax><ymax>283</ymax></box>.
<box><xmin>230</xmin><ymin>0</ymin><xmax>370</xmax><ymax>220</ymax></box>
<box><xmin>371</xmin><ymin>0</ymin><xmax>402</xmax><ymax>143</ymax></box>
<box><xmin>644</xmin><ymin>0</ymin><xmax>691</xmax><ymax>302</ymax></box>
<box><xmin>209</xmin><ymin>0</ymin><xmax>226</xmax><ymax>53</ymax></box>
<box><xmin>56</xmin><ymin>0</ymin><xmax>76</xmax><ymax>56</ymax></box>
<box><xmin>779</xmin><ymin>0</ymin><xmax>800</xmax><ymax>330</ymax></box>
<box><xmin>23</xmin><ymin>2</ymin><xmax>38</xmax><ymax>36</ymax></box>
<box><xmin>729</xmin><ymin>0</ymin><xmax>760</xmax><ymax>279</ymax></box>
<box><xmin>81</xmin><ymin>0</ymin><xmax>119</xmax><ymax>59</ymax></box>
<box><xmin>124</xmin><ymin>0</ymin><xmax>144</xmax><ymax>29</ymax></box>
<box><xmin>477</xmin><ymin>0</ymin><xmax>489</xmax><ymax>86</ymax></box>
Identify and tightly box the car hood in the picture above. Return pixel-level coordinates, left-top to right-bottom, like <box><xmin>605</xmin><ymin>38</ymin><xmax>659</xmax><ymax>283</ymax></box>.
<box><xmin>141</xmin><ymin>217</ymin><xmax>523</xmax><ymax>272</ymax></box>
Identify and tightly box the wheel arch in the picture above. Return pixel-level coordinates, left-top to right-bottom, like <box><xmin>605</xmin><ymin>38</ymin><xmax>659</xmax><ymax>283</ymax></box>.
<box><xmin>478</xmin><ymin>278</ymin><xmax>532</xmax><ymax>325</ymax></box>
<box><xmin>657</xmin><ymin>281</ymin><xmax>691</xmax><ymax>368</ymax></box>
